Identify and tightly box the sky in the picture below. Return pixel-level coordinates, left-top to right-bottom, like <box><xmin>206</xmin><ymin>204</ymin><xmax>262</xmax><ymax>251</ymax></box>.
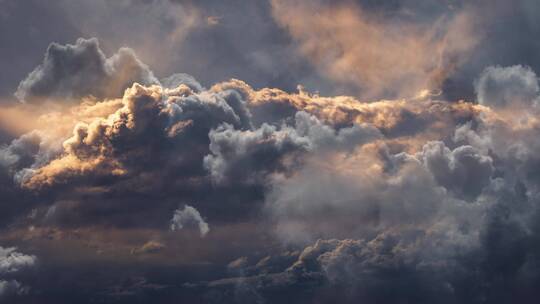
<box><xmin>2</xmin><ymin>0</ymin><xmax>540</xmax><ymax>303</ymax></box>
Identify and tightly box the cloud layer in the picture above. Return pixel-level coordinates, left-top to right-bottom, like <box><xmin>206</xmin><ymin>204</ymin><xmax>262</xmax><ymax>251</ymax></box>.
<box><xmin>2</xmin><ymin>5</ymin><xmax>540</xmax><ymax>300</ymax></box>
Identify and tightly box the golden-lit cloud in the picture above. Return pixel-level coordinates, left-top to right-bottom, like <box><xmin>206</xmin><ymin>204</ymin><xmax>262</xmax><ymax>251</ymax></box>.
<box><xmin>11</xmin><ymin>77</ymin><xmax>493</xmax><ymax>192</ymax></box>
<box><xmin>270</xmin><ymin>0</ymin><xmax>479</xmax><ymax>99</ymax></box>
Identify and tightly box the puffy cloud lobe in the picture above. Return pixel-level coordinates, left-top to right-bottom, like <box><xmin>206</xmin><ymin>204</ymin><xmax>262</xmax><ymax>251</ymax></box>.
<box><xmin>170</xmin><ymin>205</ymin><xmax>210</xmax><ymax>237</ymax></box>
<box><xmin>420</xmin><ymin>141</ymin><xmax>494</xmax><ymax>200</ymax></box>
<box><xmin>0</xmin><ymin>132</ymin><xmax>41</xmax><ymax>171</ymax></box>
<box><xmin>204</xmin><ymin>122</ymin><xmax>309</xmax><ymax>184</ymax></box>
<box><xmin>293</xmin><ymin>111</ymin><xmax>381</xmax><ymax>151</ymax></box>
<box><xmin>0</xmin><ymin>247</ymin><xmax>36</xmax><ymax>298</ymax></box>
<box><xmin>0</xmin><ymin>247</ymin><xmax>36</xmax><ymax>274</ymax></box>
<box><xmin>15</xmin><ymin>38</ymin><xmax>158</xmax><ymax>103</ymax></box>
<box><xmin>475</xmin><ymin>65</ymin><xmax>540</xmax><ymax>109</ymax></box>
<box><xmin>19</xmin><ymin>84</ymin><xmax>166</xmax><ymax>188</ymax></box>
<box><xmin>18</xmin><ymin>80</ymin><xmax>251</xmax><ymax>190</ymax></box>
<box><xmin>204</xmin><ymin>111</ymin><xmax>380</xmax><ymax>184</ymax></box>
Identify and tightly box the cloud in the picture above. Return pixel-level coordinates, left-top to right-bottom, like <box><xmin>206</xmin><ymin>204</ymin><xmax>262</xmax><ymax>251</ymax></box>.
<box><xmin>0</xmin><ymin>132</ymin><xmax>41</xmax><ymax>170</ymax></box>
<box><xmin>15</xmin><ymin>38</ymin><xmax>158</xmax><ymax>103</ymax></box>
<box><xmin>0</xmin><ymin>247</ymin><xmax>36</xmax><ymax>298</ymax></box>
<box><xmin>0</xmin><ymin>247</ymin><xmax>36</xmax><ymax>274</ymax></box>
<box><xmin>270</xmin><ymin>0</ymin><xmax>479</xmax><ymax>99</ymax></box>
<box><xmin>419</xmin><ymin>141</ymin><xmax>494</xmax><ymax>200</ymax></box>
<box><xmin>204</xmin><ymin>111</ymin><xmax>380</xmax><ymax>185</ymax></box>
<box><xmin>189</xmin><ymin>232</ymin><xmax>476</xmax><ymax>303</ymax></box>
<box><xmin>265</xmin><ymin>140</ymin><xmax>485</xmax><ymax>244</ymax></box>
<box><xmin>204</xmin><ymin>122</ymin><xmax>309</xmax><ymax>184</ymax></box>
<box><xmin>475</xmin><ymin>65</ymin><xmax>540</xmax><ymax>109</ymax></box>
<box><xmin>170</xmin><ymin>205</ymin><xmax>210</xmax><ymax>237</ymax></box>
<box><xmin>0</xmin><ymin>57</ymin><xmax>489</xmax><ymax>235</ymax></box>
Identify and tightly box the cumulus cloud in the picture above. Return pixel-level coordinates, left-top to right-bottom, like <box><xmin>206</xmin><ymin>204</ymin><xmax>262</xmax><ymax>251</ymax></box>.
<box><xmin>170</xmin><ymin>205</ymin><xmax>210</xmax><ymax>237</ymax></box>
<box><xmin>419</xmin><ymin>141</ymin><xmax>494</xmax><ymax>200</ymax></box>
<box><xmin>265</xmin><ymin>140</ymin><xmax>486</xmax><ymax>244</ymax></box>
<box><xmin>189</xmin><ymin>232</ymin><xmax>477</xmax><ymax>303</ymax></box>
<box><xmin>0</xmin><ymin>247</ymin><xmax>36</xmax><ymax>298</ymax></box>
<box><xmin>204</xmin><ymin>122</ymin><xmax>309</xmax><ymax>184</ymax></box>
<box><xmin>0</xmin><ymin>53</ymin><xmax>491</xmax><ymax>235</ymax></box>
<box><xmin>0</xmin><ymin>132</ymin><xmax>41</xmax><ymax>170</ymax></box>
<box><xmin>475</xmin><ymin>65</ymin><xmax>540</xmax><ymax>109</ymax></box>
<box><xmin>204</xmin><ymin>111</ymin><xmax>380</xmax><ymax>184</ymax></box>
<box><xmin>0</xmin><ymin>247</ymin><xmax>36</xmax><ymax>274</ymax></box>
<box><xmin>15</xmin><ymin>38</ymin><xmax>158</xmax><ymax>103</ymax></box>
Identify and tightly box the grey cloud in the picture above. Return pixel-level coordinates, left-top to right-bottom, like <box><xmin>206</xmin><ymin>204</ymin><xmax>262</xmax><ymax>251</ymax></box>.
<box><xmin>204</xmin><ymin>122</ymin><xmax>309</xmax><ymax>185</ymax></box>
<box><xmin>420</xmin><ymin>141</ymin><xmax>494</xmax><ymax>200</ymax></box>
<box><xmin>475</xmin><ymin>65</ymin><xmax>539</xmax><ymax>108</ymax></box>
<box><xmin>294</xmin><ymin>111</ymin><xmax>381</xmax><ymax>151</ymax></box>
<box><xmin>0</xmin><ymin>247</ymin><xmax>36</xmax><ymax>298</ymax></box>
<box><xmin>265</xmin><ymin>142</ymin><xmax>481</xmax><ymax>244</ymax></box>
<box><xmin>204</xmin><ymin>111</ymin><xmax>380</xmax><ymax>185</ymax></box>
<box><xmin>170</xmin><ymin>205</ymin><xmax>210</xmax><ymax>237</ymax></box>
<box><xmin>0</xmin><ymin>132</ymin><xmax>41</xmax><ymax>170</ymax></box>
<box><xmin>15</xmin><ymin>38</ymin><xmax>158</xmax><ymax>103</ymax></box>
<box><xmin>0</xmin><ymin>247</ymin><xmax>36</xmax><ymax>274</ymax></box>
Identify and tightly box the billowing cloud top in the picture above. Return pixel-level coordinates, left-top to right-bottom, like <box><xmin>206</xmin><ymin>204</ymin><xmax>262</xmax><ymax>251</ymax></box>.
<box><xmin>15</xmin><ymin>38</ymin><xmax>158</xmax><ymax>103</ymax></box>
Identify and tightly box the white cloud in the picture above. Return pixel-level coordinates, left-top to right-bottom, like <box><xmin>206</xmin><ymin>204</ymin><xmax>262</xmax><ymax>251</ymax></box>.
<box><xmin>170</xmin><ymin>205</ymin><xmax>210</xmax><ymax>237</ymax></box>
